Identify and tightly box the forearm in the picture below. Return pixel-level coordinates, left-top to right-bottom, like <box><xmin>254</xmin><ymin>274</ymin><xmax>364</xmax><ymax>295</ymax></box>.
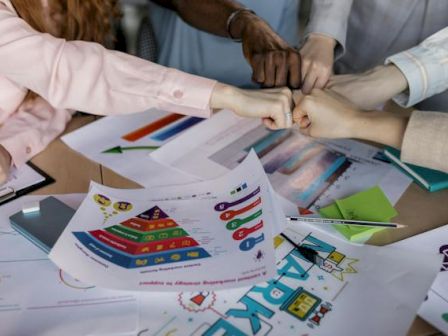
<box><xmin>350</xmin><ymin>111</ymin><xmax>409</xmax><ymax>148</ymax></box>
<box><xmin>0</xmin><ymin>5</ymin><xmax>216</xmax><ymax>118</ymax></box>
<box><xmin>305</xmin><ymin>0</ymin><xmax>354</xmax><ymax>58</ymax></box>
<box><xmin>0</xmin><ymin>98</ymin><xmax>72</xmax><ymax>167</ymax></box>
<box><xmin>151</xmin><ymin>0</ymin><xmax>245</xmax><ymax>37</ymax></box>
<box><xmin>386</xmin><ymin>27</ymin><xmax>448</xmax><ymax>107</ymax></box>
<box><xmin>328</xmin><ymin>64</ymin><xmax>409</xmax><ymax>110</ymax></box>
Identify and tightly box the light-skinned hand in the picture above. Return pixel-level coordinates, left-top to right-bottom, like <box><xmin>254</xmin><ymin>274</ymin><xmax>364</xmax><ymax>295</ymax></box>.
<box><xmin>211</xmin><ymin>83</ymin><xmax>293</xmax><ymax>129</ymax></box>
<box><xmin>327</xmin><ymin>65</ymin><xmax>409</xmax><ymax>110</ymax></box>
<box><xmin>0</xmin><ymin>145</ymin><xmax>11</xmax><ymax>185</ymax></box>
<box><xmin>292</xmin><ymin>89</ymin><xmax>408</xmax><ymax>148</ymax></box>
<box><xmin>299</xmin><ymin>33</ymin><xmax>336</xmax><ymax>94</ymax></box>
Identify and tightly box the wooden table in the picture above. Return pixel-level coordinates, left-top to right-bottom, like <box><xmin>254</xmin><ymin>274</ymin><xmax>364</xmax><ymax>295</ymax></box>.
<box><xmin>29</xmin><ymin>115</ymin><xmax>448</xmax><ymax>336</ymax></box>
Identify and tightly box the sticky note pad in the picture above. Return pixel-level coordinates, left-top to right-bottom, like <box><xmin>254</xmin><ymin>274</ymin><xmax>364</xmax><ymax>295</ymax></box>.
<box><xmin>319</xmin><ymin>186</ymin><xmax>398</xmax><ymax>242</ymax></box>
<box><xmin>318</xmin><ymin>203</ymin><xmax>378</xmax><ymax>242</ymax></box>
<box><xmin>318</xmin><ymin>203</ymin><xmax>343</xmax><ymax>219</ymax></box>
<box><xmin>335</xmin><ymin>186</ymin><xmax>398</xmax><ymax>222</ymax></box>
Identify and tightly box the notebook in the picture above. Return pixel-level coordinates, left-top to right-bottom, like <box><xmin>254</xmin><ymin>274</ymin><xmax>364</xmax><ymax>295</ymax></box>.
<box><xmin>384</xmin><ymin>147</ymin><xmax>448</xmax><ymax>192</ymax></box>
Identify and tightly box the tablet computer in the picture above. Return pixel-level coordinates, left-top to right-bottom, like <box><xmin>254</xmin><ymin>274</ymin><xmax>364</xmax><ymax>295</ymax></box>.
<box><xmin>9</xmin><ymin>196</ymin><xmax>76</xmax><ymax>254</ymax></box>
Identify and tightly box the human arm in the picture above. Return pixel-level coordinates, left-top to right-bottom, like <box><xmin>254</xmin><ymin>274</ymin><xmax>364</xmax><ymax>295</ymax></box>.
<box><xmin>327</xmin><ymin>27</ymin><xmax>448</xmax><ymax>110</ymax></box>
<box><xmin>327</xmin><ymin>65</ymin><xmax>409</xmax><ymax>110</ymax></box>
<box><xmin>150</xmin><ymin>0</ymin><xmax>301</xmax><ymax>88</ymax></box>
<box><xmin>385</xmin><ymin>27</ymin><xmax>448</xmax><ymax>107</ymax></box>
<box><xmin>0</xmin><ymin>3</ymin><xmax>293</xmax><ymax>129</ymax></box>
<box><xmin>0</xmin><ymin>96</ymin><xmax>72</xmax><ymax>178</ymax></box>
<box><xmin>292</xmin><ymin>89</ymin><xmax>408</xmax><ymax>147</ymax></box>
<box><xmin>299</xmin><ymin>0</ymin><xmax>353</xmax><ymax>93</ymax></box>
<box><xmin>293</xmin><ymin>89</ymin><xmax>448</xmax><ymax>173</ymax></box>
<box><xmin>299</xmin><ymin>33</ymin><xmax>336</xmax><ymax>94</ymax></box>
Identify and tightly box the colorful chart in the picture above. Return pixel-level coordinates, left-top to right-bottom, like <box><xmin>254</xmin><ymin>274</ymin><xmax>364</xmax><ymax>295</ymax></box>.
<box><xmin>150</xmin><ymin>117</ymin><xmax>203</xmax><ymax>142</ymax></box>
<box><xmin>121</xmin><ymin>114</ymin><xmax>185</xmax><ymax>142</ymax></box>
<box><xmin>120</xmin><ymin>114</ymin><xmax>203</xmax><ymax>143</ymax></box>
<box><xmin>215</xmin><ymin>186</ymin><xmax>265</xmax><ymax>252</ymax></box>
<box><xmin>209</xmin><ymin>126</ymin><xmax>350</xmax><ymax>208</ymax></box>
<box><xmin>73</xmin><ymin>206</ymin><xmax>211</xmax><ymax>269</ymax></box>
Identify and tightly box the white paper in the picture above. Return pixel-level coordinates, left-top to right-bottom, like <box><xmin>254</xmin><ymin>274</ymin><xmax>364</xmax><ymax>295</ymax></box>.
<box><xmin>150</xmin><ymin>110</ymin><xmax>412</xmax><ymax>241</ymax></box>
<box><xmin>50</xmin><ymin>152</ymin><xmax>283</xmax><ymax>291</ymax></box>
<box><xmin>135</xmin><ymin>220</ymin><xmax>440</xmax><ymax>336</ymax></box>
<box><xmin>1</xmin><ymin>164</ymin><xmax>47</xmax><ymax>198</ymax></box>
<box><xmin>0</xmin><ymin>195</ymin><xmax>139</xmax><ymax>336</ymax></box>
<box><xmin>62</xmin><ymin>109</ymin><xmax>203</xmax><ymax>187</ymax></box>
<box><xmin>392</xmin><ymin>225</ymin><xmax>448</xmax><ymax>334</ymax></box>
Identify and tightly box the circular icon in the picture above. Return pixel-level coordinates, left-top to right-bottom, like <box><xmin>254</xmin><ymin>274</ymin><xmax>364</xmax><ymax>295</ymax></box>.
<box><xmin>94</xmin><ymin>194</ymin><xmax>111</xmax><ymax>207</ymax></box>
<box><xmin>113</xmin><ymin>201</ymin><xmax>133</xmax><ymax>212</ymax></box>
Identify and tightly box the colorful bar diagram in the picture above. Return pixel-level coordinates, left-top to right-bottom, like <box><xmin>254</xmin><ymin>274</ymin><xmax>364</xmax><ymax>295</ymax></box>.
<box><xmin>121</xmin><ymin>114</ymin><xmax>184</xmax><ymax>142</ymax></box>
<box><xmin>150</xmin><ymin>117</ymin><xmax>203</xmax><ymax>142</ymax></box>
<box><xmin>72</xmin><ymin>206</ymin><xmax>211</xmax><ymax>269</ymax></box>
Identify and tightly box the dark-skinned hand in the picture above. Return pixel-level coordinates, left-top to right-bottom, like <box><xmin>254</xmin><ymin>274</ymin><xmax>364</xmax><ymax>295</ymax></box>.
<box><xmin>235</xmin><ymin>12</ymin><xmax>301</xmax><ymax>89</ymax></box>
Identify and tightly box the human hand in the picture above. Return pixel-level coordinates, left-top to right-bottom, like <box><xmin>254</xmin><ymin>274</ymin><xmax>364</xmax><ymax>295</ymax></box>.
<box><xmin>292</xmin><ymin>89</ymin><xmax>409</xmax><ymax>147</ymax></box>
<box><xmin>299</xmin><ymin>33</ymin><xmax>336</xmax><ymax>94</ymax></box>
<box><xmin>327</xmin><ymin>65</ymin><xmax>408</xmax><ymax>110</ymax></box>
<box><xmin>292</xmin><ymin>89</ymin><xmax>360</xmax><ymax>138</ymax></box>
<box><xmin>231</xmin><ymin>11</ymin><xmax>301</xmax><ymax>89</ymax></box>
<box><xmin>210</xmin><ymin>83</ymin><xmax>293</xmax><ymax>129</ymax></box>
<box><xmin>0</xmin><ymin>145</ymin><xmax>11</xmax><ymax>185</ymax></box>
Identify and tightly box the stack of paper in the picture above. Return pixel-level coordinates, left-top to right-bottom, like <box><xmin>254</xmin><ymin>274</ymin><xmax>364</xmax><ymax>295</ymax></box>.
<box><xmin>393</xmin><ymin>225</ymin><xmax>448</xmax><ymax>334</ymax></box>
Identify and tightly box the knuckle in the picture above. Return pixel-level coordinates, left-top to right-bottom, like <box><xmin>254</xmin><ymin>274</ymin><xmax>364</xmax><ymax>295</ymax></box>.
<box><xmin>281</xmin><ymin>87</ymin><xmax>292</xmax><ymax>97</ymax></box>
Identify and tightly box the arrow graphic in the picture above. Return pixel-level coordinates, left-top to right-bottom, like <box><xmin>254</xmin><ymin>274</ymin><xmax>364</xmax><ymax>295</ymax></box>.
<box><xmin>102</xmin><ymin>146</ymin><xmax>160</xmax><ymax>154</ymax></box>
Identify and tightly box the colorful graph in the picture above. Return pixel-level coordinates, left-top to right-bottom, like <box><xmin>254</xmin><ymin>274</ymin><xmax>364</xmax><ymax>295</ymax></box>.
<box><xmin>73</xmin><ymin>206</ymin><xmax>211</xmax><ymax>269</ymax></box>
<box><xmin>209</xmin><ymin>126</ymin><xmax>350</xmax><ymax>208</ymax></box>
<box><xmin>215</xmin><ymin>186</ymin><xmax>265</xmax><ymax>252</ymax></box>
<box><xmin>122</xmin><ymin>114</ymin><xmax>184</xmax><ymax>142</ymax></box>
<box><xmin>121</xmin><ymin>114</ymin><xmax>203</xmax><ymax>143</ymax></box>
<box><xmin>151</xmin><ymin>117</ymin><xmax>203</xmax><ymax>142</ymax></box>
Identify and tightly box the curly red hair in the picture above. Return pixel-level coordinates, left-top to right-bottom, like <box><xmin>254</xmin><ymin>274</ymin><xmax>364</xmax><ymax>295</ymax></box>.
<box><xmin>11</xmin><ymin>0</ymin><xmax>121</xmax><ymax>44</ymax></box>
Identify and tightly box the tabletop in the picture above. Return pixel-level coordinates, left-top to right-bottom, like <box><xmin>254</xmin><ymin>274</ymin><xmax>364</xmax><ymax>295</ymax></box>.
<box><xmin>29</xmin><ymin>114</ymin><xmax>448</xmax><ymax>336</ymax></box>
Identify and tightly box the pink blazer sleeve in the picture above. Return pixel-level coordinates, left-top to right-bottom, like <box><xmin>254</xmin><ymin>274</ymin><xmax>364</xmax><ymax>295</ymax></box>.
<box><xmin>0</xmin><ymin>97</ymin><xmax>73</xmax><ymax>167</ymax></box>
<box><xmin>0</xmin><ymin>3</ymin><xmax>217</xmax><ymax>118</ymax></box>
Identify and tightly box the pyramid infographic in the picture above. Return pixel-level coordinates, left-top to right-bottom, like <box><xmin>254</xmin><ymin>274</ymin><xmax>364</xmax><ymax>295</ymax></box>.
<box><xmin>73</xmin><ymin>206</ymin><xmax>211</xmax><ymax>269</ymax></box>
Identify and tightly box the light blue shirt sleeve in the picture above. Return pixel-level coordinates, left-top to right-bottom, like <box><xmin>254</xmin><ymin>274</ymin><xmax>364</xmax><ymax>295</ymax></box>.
<box><xmin>148</xmin><ymin>0</ymin><xmax>300</xmax><ymax>88</ymax></box>
<box><xmin>304</xmin><ymin>0</ymin><xmax>353</xmax><ymax>59</ymax></box>
<box><xmin>386</xmin><ymin>27</ymin><xmax>448</xmax><ymax>108</ymax></box>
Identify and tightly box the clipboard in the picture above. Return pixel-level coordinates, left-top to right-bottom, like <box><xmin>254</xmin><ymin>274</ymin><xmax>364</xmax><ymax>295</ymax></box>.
<box><xmin>0</xmin><ymin>162</ymin><xmax>54</xmax><ymax>206</ymax></box>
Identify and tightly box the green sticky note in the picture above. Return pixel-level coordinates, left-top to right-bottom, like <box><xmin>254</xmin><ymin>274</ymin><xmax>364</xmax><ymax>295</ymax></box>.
<box><xmin>318</xmin><ymin>203</ymin><xmax>343</xmax><ymax>219</ymax></box>
<box><xmin>318</xmin><ymin>203</ymin><xmax>379</xmax><ymax>242</ymax></box>
<box><xmin>318</xmin><ymin>186</ymin><xmax>398</xmax><ymax>242</ymax></box>
<box><xmin>335</xmin><ymin>186</ymin><xmax>397</xmax><ymax>222</ymax></box>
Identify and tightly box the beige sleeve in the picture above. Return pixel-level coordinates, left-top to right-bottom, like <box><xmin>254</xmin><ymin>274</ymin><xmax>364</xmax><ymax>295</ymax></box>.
<box><xmin>401</xmin><ymin>110</ymin><xmax>448</xmax><ymax>173</ymax></box>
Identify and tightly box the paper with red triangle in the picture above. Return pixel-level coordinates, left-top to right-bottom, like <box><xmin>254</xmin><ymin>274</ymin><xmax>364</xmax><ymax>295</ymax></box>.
<box><xmin>73</xmin><ymin>205</ymin><xmax>211</xmax><ymax>269</ymax></box>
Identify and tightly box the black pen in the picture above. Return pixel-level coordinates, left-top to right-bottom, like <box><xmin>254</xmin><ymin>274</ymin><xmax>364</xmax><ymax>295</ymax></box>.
<box><xmin>280</xmin><ymin>233</ymin><xmax>324</xmax><ymax>266</ymax></box>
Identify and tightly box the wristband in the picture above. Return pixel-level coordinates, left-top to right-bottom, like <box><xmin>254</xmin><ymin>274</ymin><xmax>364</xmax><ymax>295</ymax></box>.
<box><xmin>226</xmin><ymin>8</ymin><xmax>256</xmax><ymax>42</ymax></box>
